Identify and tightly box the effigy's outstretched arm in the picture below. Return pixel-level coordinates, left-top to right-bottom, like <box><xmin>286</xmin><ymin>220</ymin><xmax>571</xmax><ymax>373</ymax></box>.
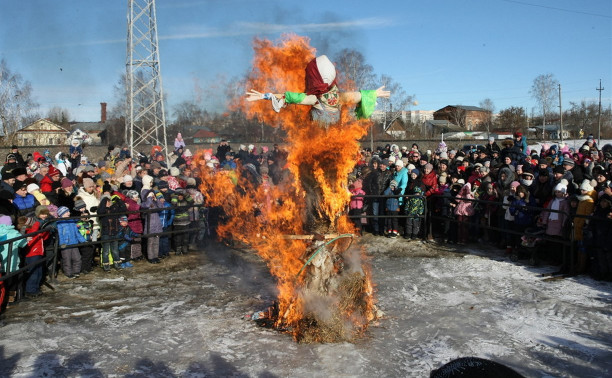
<box><xmin>245</xmin><ymin>86</ymin><xmax>390</xmax><ymax>118</ymax></box>
<box><xmin>340</xmin><ymin>86</ymin><xmax>390</xmax><ymax>104</ymax></box>
<box><xmin>246</xmin><ymin>90</ymin><xmax>317</xmax><ymax>106</ymax></box>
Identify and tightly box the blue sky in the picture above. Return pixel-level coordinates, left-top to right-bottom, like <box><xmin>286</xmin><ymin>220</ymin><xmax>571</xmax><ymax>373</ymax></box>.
<box><xmin>1</xmin><ymin>0</ymin><xmax>610</xmax><ymax>122</ymax></box>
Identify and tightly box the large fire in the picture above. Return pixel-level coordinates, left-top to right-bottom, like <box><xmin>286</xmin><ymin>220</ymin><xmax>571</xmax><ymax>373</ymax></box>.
<box><xmin>194</xmin><ymin>35</ymin><xmax>378</xmax><ymax>342</ymax></box>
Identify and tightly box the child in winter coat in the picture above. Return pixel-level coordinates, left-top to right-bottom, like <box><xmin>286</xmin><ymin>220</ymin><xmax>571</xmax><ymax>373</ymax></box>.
<box><xmin>75</xmin><ymin>203</ymin><xmax>95</xmax><ymax>274</ymax></box>
<box><xmin>539</xmin><ymin>184</ymin><xmax>571</xmax><ymax>270</ymax></box>
<box><xmin>0</xmin><ymin>216</ymin><xmax>27</xmax><ymax>275</ymax></box>
<box><xmin>171</xmin><ymin>189</ymin><xmax>194</xmax><ymax>255</ymax></box>
<box><xmin>574</xmin><ymin>180</ymin><xmax>597</xmax><ymax>273</ymax></box>
<box><xmin>384</xmin><ymin>180</ymin><xmax>401</xmax><ymax>237</ymax></box>
<box><xmin>501</xmin><ymin>181</ymin><xmax>520</xmax><ymax>253</ymax></box>
<box><xmin>158</xmin><ymin>192</ymin><xmax>174</xmax><ymax>258</ymax></box>
<box><xmin>124</xmin><ymin>190</ymin><xmax>144</xmax><ymax>261</ymax></box>
<box><xmin>349</xmin><ymin>179</ymin><xmax>366</xmax><ymax>235</ymax></box>
<box><xmin>539</xmin><ymin>183</ymin><xmax>570</xmax><ymax>237</ymax></box>
<box><xmin>404</xmin><ymin>185</ymin><xmax>425</xmax><ymax>239</ymax></box>
<box><xmin>0</xmin><ymin>215</ymin><xmax>27</xmax><ymax>309</ymax></box>
<box><xmin>56</xmin><ymin>206</ymin><xmax>86</xmax><ymax>278</ymax></box>
<box><xmin>98</xmin><ymin>193</ymin><xmax>126</xmax><ymax>272</ymax></box>
<box><xmin>117</xmin><ymin>216</ymin><xmax>139</xmax><ymax>268</ymax></box>
<box><xmin>479</xmin><ymin>182</ymin><xmax>499</xmax><ymax>242</ymax></box>
<box><xmin>509</xmin><ymin>185</ymin><xmax>535</xmax><ymax>247</ymax></box>
<box><xmin>23</xmin><ymin>206</ymin><xmax>51</xmax><ymax>296</ymax></box>
<box><xmin>454</xmin><ymin>183</ymin><xmax>475</xmax><ymax>244</ymax></box>
<box><xmin>142</xmin><ymin>189</ymin><xmax>163</xmax><ymax>263</ymax></box>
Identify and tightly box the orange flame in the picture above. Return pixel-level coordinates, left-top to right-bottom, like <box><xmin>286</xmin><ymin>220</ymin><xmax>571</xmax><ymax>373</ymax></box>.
<box><xmin>195</xmin><ymin>34</ymin><xmax>376</xmax><ymax>340</ymax></box>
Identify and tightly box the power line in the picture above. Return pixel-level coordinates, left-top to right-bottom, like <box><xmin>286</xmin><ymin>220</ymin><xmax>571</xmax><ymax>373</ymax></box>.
<box><xmin>499</xmin><ymin>0</ymin><xmax>612</xmax><ymax>19</ymax></box>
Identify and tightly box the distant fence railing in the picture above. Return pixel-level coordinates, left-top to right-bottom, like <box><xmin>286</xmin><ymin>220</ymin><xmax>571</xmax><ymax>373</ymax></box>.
<box><xmin>0</xmin><ymin>204</ymin><xmax>209</xmax><ymax>304</ymax></box>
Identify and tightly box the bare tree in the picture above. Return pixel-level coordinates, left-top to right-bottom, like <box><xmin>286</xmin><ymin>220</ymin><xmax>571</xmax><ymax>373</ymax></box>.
<box><xmin>47</xmin><ymin>106</ymin><xmax>71</xmax><ymax>126</ymax></box>
<box><xmin>333</xmin><ymin>49</ymin><xmax>377</xmax><ymax>90</ymax></box>
<box><xmin>497</xmin><ymin>106</ymin><xmax>528</xmax><ymax>131</ymax></box>
<box><xmin>172</xmin><ymin>101</ymin><xmax>212</xmax><ymax>127</ymax></box>
<box><xmin>0</xmin><ymin>59</ymin><xmax>39</xmax><ymax>144</ymax></box>
<box><xmin>564</xmin><ymin>100</ymin><xmax>606</xmax><ymax>137</ymax></box>
<box><xmin>530</xmin><ymin>74</ymin><xmax>559</xmax><ymax>139</ymax></box>
<box><xmin>449</xmin><ymin>106</ymin><xmax>467</xmax><ymax>129</ymax></box>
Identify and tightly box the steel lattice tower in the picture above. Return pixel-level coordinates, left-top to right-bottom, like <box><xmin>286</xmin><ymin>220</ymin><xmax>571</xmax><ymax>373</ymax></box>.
<box><xmin>126</xmin><ymin>0</ymin><xmax>168</xmax><ymax>160</ymax></box>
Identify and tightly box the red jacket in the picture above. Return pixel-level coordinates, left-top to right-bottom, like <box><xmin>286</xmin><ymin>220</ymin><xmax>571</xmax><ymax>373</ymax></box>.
<box><xmin>39</xmin><ymin>175</ymin><xmax>54</xmax><ymax>193</ymax></box>
<box><xmin>125</xmin><ymin>197</ymin><xmax>143</xmax><ymax>234</ymax></box>
<box><xmin>26</xmin><ymin>221</ymin><xmax>49</xmax><ymax>257</ymax></box>
<box><xmin>421</xmin><ymin>171</ymin><xmax>438</xmax><ymax>197</ymax></box>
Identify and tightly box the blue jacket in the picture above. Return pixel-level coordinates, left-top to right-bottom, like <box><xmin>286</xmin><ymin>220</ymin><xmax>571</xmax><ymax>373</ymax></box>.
<box><xmin>57</xmin><ymin>219</ymin><xmax>87</xmax><ymax>246</ymax></box>
<box><xmin>13</xmin><ymin>194</ymin><xmax>38</xmax><ymax>217</ymax></box>
<box><xmin>509</xmin><ymin>197</ymin><xmax>535</xmax><ymax>226</ymax></box>
<box><xmin>159</xmin><ymin>202</ymin><xmax>175</xmax><ymax>229</ymax></box>
<box><xmin>117</xmin><ymin>226</ymin><xmax>139</xmax><ymax>251</ymax></box>
<box><xmin>392</xmin><ymin>167</ymin><xmax>409</xmax><ymax>205</ymax></box>
<box><xmin>384</xmin><ymin>186</ymin><xmax>400</xmax><ymax>212</ymax></box>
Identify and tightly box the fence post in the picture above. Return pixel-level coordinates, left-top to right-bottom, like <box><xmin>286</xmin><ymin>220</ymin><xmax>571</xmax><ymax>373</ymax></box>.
<box><xmin>569</xmin><ymin>218</ymin><xmax>575</xmax><ymax>275</ymax></box>
<box><xmin>50</xmin><ymin>231</ymin><xmax>59</xmax><ymax>283</ymax></box>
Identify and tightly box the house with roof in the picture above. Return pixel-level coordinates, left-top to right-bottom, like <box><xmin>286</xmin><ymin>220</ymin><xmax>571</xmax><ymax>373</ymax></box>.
<box><xmin>433</xmin><ymin>105</ymin><xmax>491</xmax><ymax>130</ymax></box>
<box><xmin>14</xmin><ymin>118</ymin><xmax>69</xmax><ymax>146</ymax></box>
<box><xmin>192</xmin><ymin>127</ymin><xmax>222</xmax><ymax>144</ymax></box>
<box><xmin>533</xmin><ymin>124</ymin><xmax>571</xmax><ymax>140</ymax></box>
<box><xmin>68</xmin><ymin>122</ymin><xmax>106</xmax><ymax>145</ymax></box>
<box><xmin>422</xmin><ymin>120</ymin><xmax>463</xmax><ymax>138</ymax></box>
<box><xmin>67</xmin><ymin>102</ymin><xmax>109</xmax><ymax>145</ymax></box>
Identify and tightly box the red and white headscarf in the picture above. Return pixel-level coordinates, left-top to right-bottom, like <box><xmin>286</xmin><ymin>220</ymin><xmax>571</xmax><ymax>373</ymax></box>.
<box><xmin>305</xmin><ymin>55</ymin><xmax>337</xmax><ymax>96</ymax></box>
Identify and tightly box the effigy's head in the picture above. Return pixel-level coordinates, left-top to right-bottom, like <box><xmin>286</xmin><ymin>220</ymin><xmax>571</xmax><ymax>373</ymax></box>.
<box><xmin>305</xmin><ymin>55</ymin><xmax>337</xmax><ymax>96</ymax></box>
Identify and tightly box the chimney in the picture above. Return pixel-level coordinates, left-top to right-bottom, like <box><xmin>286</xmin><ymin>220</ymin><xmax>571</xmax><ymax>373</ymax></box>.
<box><xmin>100</xmin><ymin>102</ymin><xmax>107</xmax><ymax>123</ymax></box>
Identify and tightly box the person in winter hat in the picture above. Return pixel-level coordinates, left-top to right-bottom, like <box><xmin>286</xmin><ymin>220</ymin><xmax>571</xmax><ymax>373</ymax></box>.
<box><xmin>454</xmin><ymin>183</ymin><xmax>475</xmax><ymax>244</ymax></box>
<box><xmin>157</xmin><ymin>191</ymin><xmax>174</xmax><ymax>258</ymax></box>
<box><xmin>170</xmin><ymin>189</ymin><xmax>194</xmax><ymax>255</ymax></box>
<box><xmin>39</xmin><ymin>165</ymin><xmax>61</xmax><ymax>193</ymax></box>
<box><xmin>23</xmin><ymin>206</ymin><xmax>51</xmax><ymax>297</ymax></box>
<box><xmin>174</xmin><ymin>132</ymin><xmax>186</xmax><ymax>151</ymax></box>
<box><xmin>392</xmin><ymin>159</ymin><xmax>409</xmax><ymax>208</ymax></box>
<box><xmin>384</xmin><ymin>179</ymin><xmax>401</xmax><ymax>237</ymax></box>
<box><xmin>141</xmin><ymin>175</ymin><xmax>154</xmax><ymax>193</ymax></box>
<box><xmin>574</xmin><ymin>179</ymin><xmax>598</xmax><ymax>273</ymax></box>
<box><xmin>56</xmin><ymin>206</ymin><xmax>86</xmax><ymax>278</ymax></box>
<box><xmin>116</xmin><ymin>215</ymin><xmax>139</xmax><ymax>268</ymax></box>
<box><xmin>539</xmin><ymin>183</ymin><xmax>570</xmax><ymax>238</ymax></box>
<box><xmin>403</xmin><ymin>184</ymin><xmax>425</xmax><ymax>240</ymax></box>
<box><xmin>141</xmin><ymin>189</ymin><xmax>163</xmax><ymax>263</ymax></box>
<box><xmin>97</xmin><ymin>190</ymin><xmax>127</xmax><ymax>272</ymax></box>
<box><xmin>348</xmin><ymin>178</ymin><xmax>366</xmax><ymax>235</ymax></box>
<box><xmin>0</xmin><ymin>215</ymin><xmax>27</xmax><ymax>275</ymax></box>
<box><xmin>13</xmin><ymin>181</ymin><xmax>39</xmax><ymax>217</ymax></box>
<box><xmin>26</xmin><ymin>183</ymin><xmax>51</xmax><ymax>206</ymax></box>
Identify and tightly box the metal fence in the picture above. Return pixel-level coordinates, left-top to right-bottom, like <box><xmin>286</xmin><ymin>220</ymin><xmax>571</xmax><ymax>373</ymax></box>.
<box><xmin>349</xmin><ymin>192</ymin><xmax>612</xmax><ymax>274</ymax></box>
<box><xmin>0</xmin><ymin>204</ymin><xmax>210</xmax><ymax>304</ymax></box>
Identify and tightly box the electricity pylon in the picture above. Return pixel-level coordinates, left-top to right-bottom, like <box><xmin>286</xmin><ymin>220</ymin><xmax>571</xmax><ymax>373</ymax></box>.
<box><xmin>126</xmin><ymin>0</ymin><xmax>169</xmax><ymax>160</ymax></box>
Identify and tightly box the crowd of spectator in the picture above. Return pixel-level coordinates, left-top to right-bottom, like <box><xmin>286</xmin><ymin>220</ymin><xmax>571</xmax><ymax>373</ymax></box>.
<box><xmin>350</xmin><ymin>133</ymin><xmax>612</xmax><ymax>281</ymax></box>
<box><xmin>1</xmin><ymin>131</ymin><xmax>612</xmax><ymax>308</ymax></box>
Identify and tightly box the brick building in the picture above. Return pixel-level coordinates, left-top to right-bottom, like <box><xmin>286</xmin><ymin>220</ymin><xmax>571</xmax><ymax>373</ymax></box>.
<box><xmin>433</xmin><ymin>105</ymin><xmax>491</xmax><ymax>130</ymax></box>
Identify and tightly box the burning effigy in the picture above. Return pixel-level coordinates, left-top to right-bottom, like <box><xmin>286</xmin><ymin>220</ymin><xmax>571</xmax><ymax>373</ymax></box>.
<box><xmin>194</xmin><ymin>35</ymin><xmax>386</xmax><ymax>342</ymax></box>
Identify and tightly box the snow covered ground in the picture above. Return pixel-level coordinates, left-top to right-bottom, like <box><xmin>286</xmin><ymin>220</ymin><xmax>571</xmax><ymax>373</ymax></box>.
<box><xmin>0</xmin><ymin>238</ymin><xmax>610</xmax><ymax>377</ymax></box>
